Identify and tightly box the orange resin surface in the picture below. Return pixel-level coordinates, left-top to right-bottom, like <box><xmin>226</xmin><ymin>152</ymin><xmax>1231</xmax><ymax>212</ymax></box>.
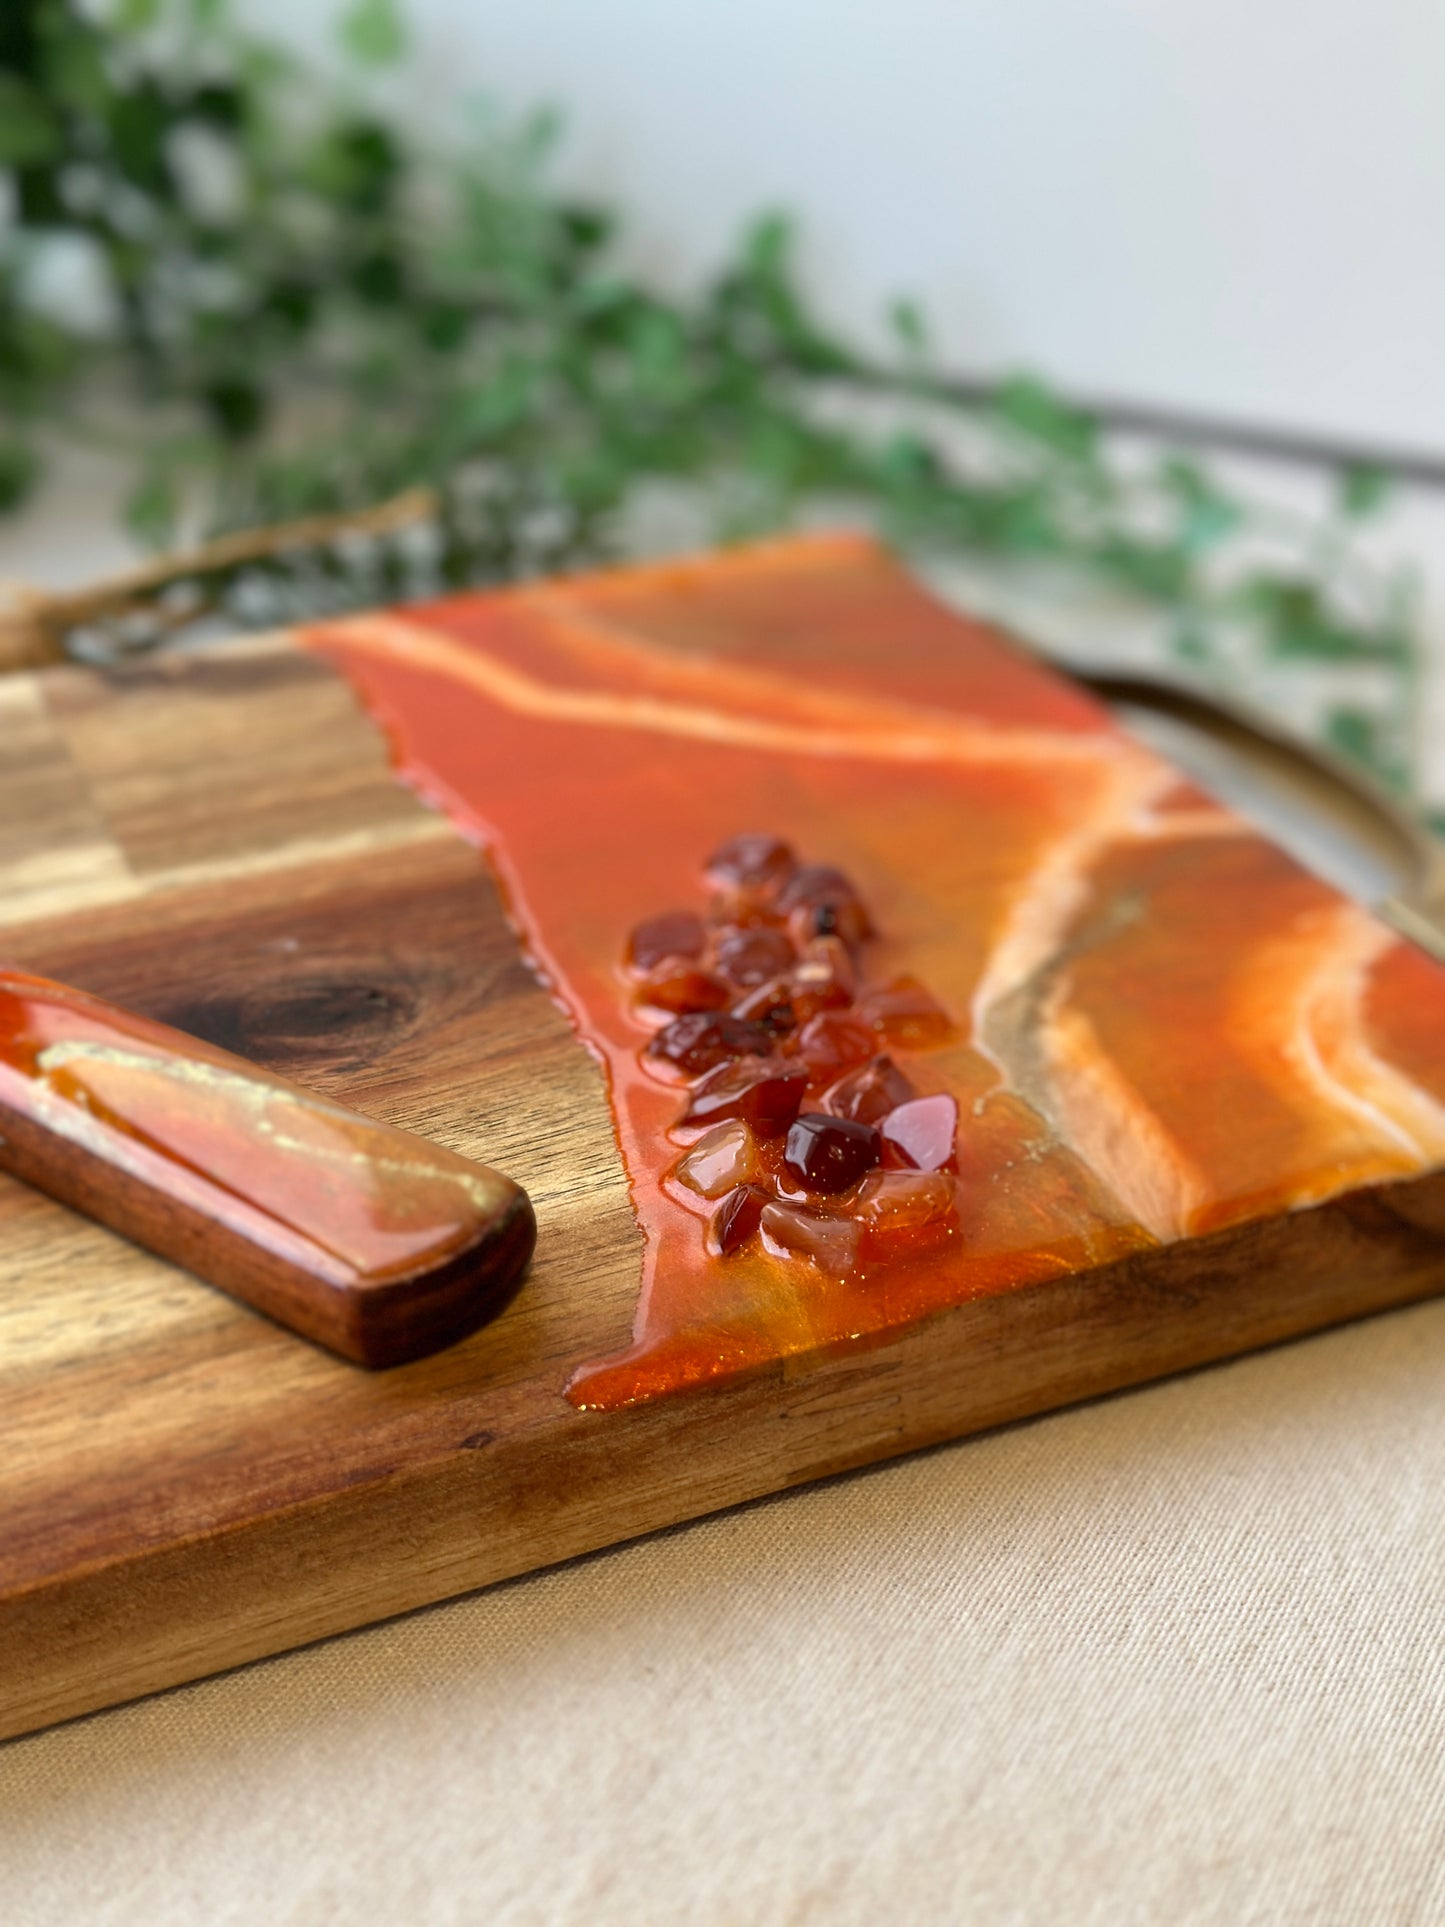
<box><xmin>304</xmin><ymin>533</ymin><xmax>1445</xmax><ymax>1408</ymax></box>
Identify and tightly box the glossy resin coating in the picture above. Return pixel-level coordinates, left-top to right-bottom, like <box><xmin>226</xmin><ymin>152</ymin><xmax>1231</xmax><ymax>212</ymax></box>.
<box><xmin>305</xmin><ymin>532</ymin><xmax>1445</xmax><ymax>1406</ymax></box>
<box><xmin>0</xmin><ymin>968</ymin><xmax>535</xmax><ymax>1365</ymax></box>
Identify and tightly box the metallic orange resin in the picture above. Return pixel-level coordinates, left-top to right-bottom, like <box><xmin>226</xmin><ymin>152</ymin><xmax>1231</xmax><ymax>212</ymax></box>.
<box><xmin>304</xmin><ymin>533</ymin><xmax>1445</xmax><ymax>1408</ymax></box>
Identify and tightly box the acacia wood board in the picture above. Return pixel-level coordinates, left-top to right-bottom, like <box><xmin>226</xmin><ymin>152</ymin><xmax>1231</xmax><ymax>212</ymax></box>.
<box><xmin>1</xmin><ymin>625</ymin><xmax>1443</xmax><ymax>1743</ymax></box>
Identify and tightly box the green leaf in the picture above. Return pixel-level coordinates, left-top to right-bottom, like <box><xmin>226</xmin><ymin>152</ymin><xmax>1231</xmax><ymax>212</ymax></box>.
<box><xmin>419</xmin><ymin>299</ymin><xmax>470</xmax><ymax>351</ymax></box>
<box><xmin>1180</xmin><ymin>494</ymin><xmax>1240</xmax><ymax>554</ymax></box>
<box><xmin>559</xmin><ymin>204</ymin><xmax>612</xmax><ymax>254</ymax></box>
<box><xmin>312</xmin><ymin>117</ymin><xmax>403</xmax><ymax>213</ymax></box>
<box><xmin>189</xmin><ymin>82</ymin><xmax>246</xmax><ymax>130</ymax></box>
<box><xmin>124</xmin><ymin>469</ymin><xmax>180</xmax><ymax>548</ymax></box>
<box><xmin>1244</xmin><ymin>575</ymin><xmax>1401</xmax><ymax>664</ymax></box>
<box><xmin>889</xmin><ymin>298</ymin><xmax>927</xmax><ymax>358</ymax></box>
<box><xmin>203</xmin><ymin>375</ymin><xmax>267</xmax><ymax>442</ymax></box>
<box><xmin>114</xmin><ymin>0</ymin><xmax>164</xmax><ymax>31</ymax></box>
<box><xmin>1159</xmin><ymin>455</ymin><xmax>1242</xmax><ymax>554</ymax></box>
<box><xmin>0</xmin><ymin>78</ymin><xmax>61</xmax><ymax>166</ymax></box>
<box><xmin>338</xmin><ymin>0</ymin><xmax>408</xmax><ymax>68</ymax></box>
<box><xmin>743</xmin><ymin>210</ymin><xmax>793</xmax><ymax>280</ymax></box>
<box><xmin>993</xmin><ymin>375</ymin><xmax>1097</xmax><ymax>462</ymax></box>
<box><xmin>41</xmin><ymin>29</ymin><xmax>111</xmax><ymax>115</ymax></box>
<box><xmin>878</xmin><ymin>431</ymin><xmax>941</xmax><ymax>489</ymax></box>
<box><xmin>108</xmin><ymin>83</ymin><xmax>175</xmax><ymax>193</ymax></box>
<box><xmin>352</xmin><ymin>248</ymin><xmax>406</xmax><ymax>305</ymax></box>
<box><xmin>1098</xmin><ymin>535</ymin><xmax>1192</xmax><ymax>602</ymax></box>
<box><xmin>1338</xmin><ymin>461</ymin><xmax>1391</xmax><ymax>520</ymax></box>
<box><xmin>1322</xmin><ymin>706</ymin><xmax>1404</xmax><ymax>789</ymax></box>
<box><xmin>1169</xmin><ymin>616</ymin><xmax>1215</xmax><ymax>666</ymax></box>
<box><xmin>259</xmin><ymin>279</ymin><xmax>317</xmax><ymax>334</ymax></box>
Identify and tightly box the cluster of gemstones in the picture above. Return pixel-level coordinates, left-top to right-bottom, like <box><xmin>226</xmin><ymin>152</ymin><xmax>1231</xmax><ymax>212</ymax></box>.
<box><xmin>624</xmin><ymin>834</ymin><xmax>964</xmax><ymax>1281</ymax></box>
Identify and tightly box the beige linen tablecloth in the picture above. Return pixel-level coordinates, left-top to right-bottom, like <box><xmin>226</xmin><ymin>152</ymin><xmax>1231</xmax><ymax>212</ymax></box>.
<box><xmin>1</xmin><ymin>1296</ymin><xmax>1441</xmax><ymax>1925</ymax></box>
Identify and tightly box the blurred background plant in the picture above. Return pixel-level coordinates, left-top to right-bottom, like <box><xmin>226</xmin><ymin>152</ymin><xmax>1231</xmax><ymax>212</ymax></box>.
<box><xmin>0</xmin><ymin>0</ymin><xmax>1433</xmax><ymax>814</ymax></box>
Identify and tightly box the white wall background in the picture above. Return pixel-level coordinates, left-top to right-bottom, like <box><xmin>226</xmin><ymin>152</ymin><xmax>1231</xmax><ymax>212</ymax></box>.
<box><xmin>264</xmin><ymin>0</ymin><xmax>1445</xmax><ymax>456</ymax></box>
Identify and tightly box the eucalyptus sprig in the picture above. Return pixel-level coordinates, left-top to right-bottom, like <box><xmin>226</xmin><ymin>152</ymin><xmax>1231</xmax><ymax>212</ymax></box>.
<box><xmin>0</xmin><ymin>0</ymin><xmax>1430</xmax><ymax>804</ymax></box>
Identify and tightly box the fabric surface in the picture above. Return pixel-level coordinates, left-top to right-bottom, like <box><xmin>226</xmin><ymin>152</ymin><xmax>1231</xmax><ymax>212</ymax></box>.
<box><xmin>1</xmin><ymin>1296</ymin><xmax>1441</xmax><ymax>1926</ymax></box>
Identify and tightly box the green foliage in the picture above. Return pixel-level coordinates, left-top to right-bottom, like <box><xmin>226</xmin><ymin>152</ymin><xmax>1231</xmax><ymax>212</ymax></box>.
<box><xmin>1325</xmin><ymin>705</ymin><xmax>1398</xmax><ymax>785</ymax></box>
<box><xmin>1339</xmin><ymin>462</ymin><xmax>1392</xmax><ymax>520</ymax></box>
<box><xmin>0</xmin><ymin>0</ymin><xmax>1431</xmax><ymax>803</ymax></box>
<box><xmin>339</xmin><ymin>0</ymin><xmax>408</xmax><ymax>68</ymax></box>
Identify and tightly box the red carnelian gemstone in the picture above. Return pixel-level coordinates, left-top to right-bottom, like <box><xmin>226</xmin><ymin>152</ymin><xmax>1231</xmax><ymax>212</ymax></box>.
<box><xmin>706</xmin><ymin>889</ymin><xmax>787</xmax><ymax>933</ymax></box>
<box><xmin>803</xmin><ymin>935</ymin><xmax>857</xmax><ymax>995</ymax></box>
<box><xmin>634</xmin><ymin>962</ymin><xmax>731</xmax><ymax>1016</ymax></box>
<box><xmin>777</xmin><ymin>864</ymin><xmax>865</xmax><ymax>914</ymax></box>
<box><xmin>782</xmin><ymin>1112</ymin><xmax>881</xmax><ymax>1193</ymax></box>
<box><xmin>625</xmin><ymin>911</ymin><xmax>706</xmax><ymax>973</ymax></box>
<box><xmin>708</xmin><ymin>1183</ymin><xmax>768</xmax><ymax>1256</ymax></box>
<box><xmin>704</xmin><ymin>834</ymin><xmax>797</xmax><ymax>893</ymax></box>
<box><xmin>759</xmin><ymin>1199</ymin><xmax>862</xmax><ymax>1277</ymax></box>
<box><xmin>777</xmin><ymin>865</ymin><xmax>873</xmax><ymax>946</ymax></box>
<box><xmin>822</xmin><ymin>1054</ymin><xmax>917</xmax><ymax>1125</ymax></box>
<box><xmin>674</xmin><ymin>1119</ymin><xmax>759</xmax><ymax>1199</ymax></box>
<box><xmin>880</xmin><ymin>1093</ymin><xmax>959</xmax><ymax>1172</ymax></box>
<box><xmin>858</xmin><ymin>975</ymin><xmax>956</xmax><ymax>1049</ymax></box>
<box><xmin>852</xmin><ymin>1172</ymin><xmax>959</xmax><ymax>1261</ymax></box>
<box><xmin>795</xmin><ymin>1010</ymin><xmax>878</xmax><ymax>1081</ymax></box>
<box><xmin>683</xmin><ymin>1058</ymin><xmax>809</xmax><ymax>1136</ymax></box>
<box><xmin>784</xmin><ymin>901</ymin><xmax>868</xmax><ymax>949</ymax></box>
<box><xmin>788</xmin><ymin>940</ymin><xmax>854</xmax><ymax>1024</ymax></box>
<box><xmin>646</xmin><ymin>1011</ymin><xmax>775</xmax><ymax>1076</ymax></box>
<box><xmin>713</xmin><ymin>926</ymin><xmax>795</xmax><ymax>988</ymax></box>
<box><xmin>731</xmin><ymin>977</ymin><xmax>798</xmax><ymax>1036</ymax></box>
<box><xmin>853</xmin><ymin>1169</ymin><xmax>959</xmax><ymax>1230</ymax></box>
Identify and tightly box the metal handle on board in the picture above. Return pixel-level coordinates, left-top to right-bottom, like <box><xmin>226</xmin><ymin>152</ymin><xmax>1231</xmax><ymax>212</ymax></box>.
<box><xmin>1060</xmin><ymin>661</ymin><xmax>1445</xmax><ymax>964</ymax></box>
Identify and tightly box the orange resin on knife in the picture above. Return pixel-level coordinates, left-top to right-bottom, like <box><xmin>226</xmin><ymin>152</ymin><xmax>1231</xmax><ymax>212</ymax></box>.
<box><xmin>304</xmin><ymin>533</ymin><xmax>1445</xmax><ymax>1408</ymax></box>
<box><xmin>0</xmin><ymin>968</ymin><xmax>533</xmax><ymax>1362</ymax></box>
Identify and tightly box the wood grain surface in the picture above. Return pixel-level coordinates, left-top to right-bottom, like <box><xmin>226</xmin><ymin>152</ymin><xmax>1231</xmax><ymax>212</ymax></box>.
<box><xmin>1</xmin><ymin>634</ymin><xmax>1442</xmax><ymax>1742</ymax></box>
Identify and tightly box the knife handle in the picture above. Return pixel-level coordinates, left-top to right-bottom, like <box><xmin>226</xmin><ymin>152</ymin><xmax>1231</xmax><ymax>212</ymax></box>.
<box><xmin>0</xmin><ymin>967</ymin><xmax>535</xmax><ymax>1367</ymax></box>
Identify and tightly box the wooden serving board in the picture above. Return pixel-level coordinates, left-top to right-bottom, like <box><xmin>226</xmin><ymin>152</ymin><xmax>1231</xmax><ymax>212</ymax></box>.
<box><xmin>3</xmin><ymin>554</ymin><xmax>1443</xmax><ymax>1741</ymax></box>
